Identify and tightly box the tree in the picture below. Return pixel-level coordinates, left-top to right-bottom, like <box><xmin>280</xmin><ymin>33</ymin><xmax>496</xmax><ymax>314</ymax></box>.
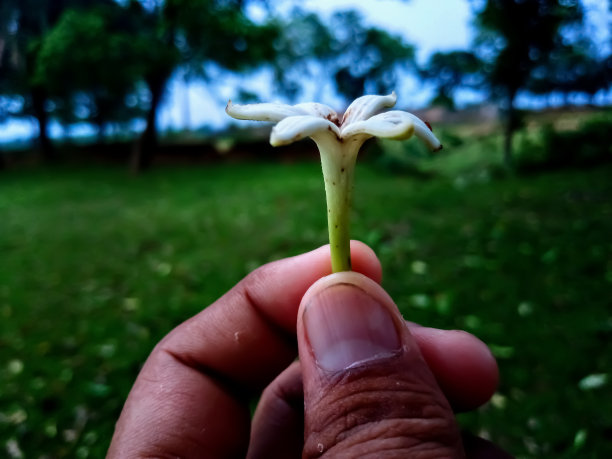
<box><xmin>329</xmin><ymin>10</ymin><xmax>416</xmax><ymax>102</ymax></box>
<box><xmin>1</xmin><ymin>0</ymin><xmax>279</xmax><ymax>171</ymax></box>
<box><xmin>0</xmin><ymin>0</ymin><xmax>114</xmax><ymax>162</ymax></box>
<box><xmin>32</xmin><ymin>3</ymin><xmax>158</xmax><ymax>140</ymax></box>
<box><xmin>130</xmin><ymin>0</ymin><xmax>280</xmax><ymax>172</ymax></box>
<box><xmin>271</xmin><ymin>9</ymin><xmax>415</xmax><ymax>104</ymax></box>
<box><xmin>267</xmin><ymin>11</ymin><xmax>335</xmax><ymax>100</ymax></box>
<box><xmin>422</xmin><ymin>51</ymin><xmax>483</xmax><ymax>109</ymax></box>
<box><xmin>472</xmin><ymin>0</ymin><xmax>585</xmax><ymax>167</ymax></box>
<box><xmin>527</xmin><ymin>40</ymin><xmax>611</xmax><ymax>104</ymax></box>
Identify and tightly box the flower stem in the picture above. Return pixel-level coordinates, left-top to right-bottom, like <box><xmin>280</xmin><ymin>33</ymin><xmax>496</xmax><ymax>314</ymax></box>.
<box><xmin>320</xmin><ymin>144</ymin><xmax>358</xmax><ymax>273</ymax></box>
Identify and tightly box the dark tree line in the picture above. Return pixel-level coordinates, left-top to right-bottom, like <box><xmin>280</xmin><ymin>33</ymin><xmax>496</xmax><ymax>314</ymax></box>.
<box><xmin>425</xmin><ymin>0</ymin><xmax>610</xmax><ymax>167</ymax></box>
<box><xmin>0</xmin><ymin>0</ymin><xmax>610</xmax><ymax>170</ymax></box>
<box><xmin>0</xmin><ymin>0</ymin><xmax>419</xmax><ymax>171</ymax></box>
<box><xmin>0</xmin><ymin>0</ymin><xmax>283</xmax><ymax>171</ymax></box>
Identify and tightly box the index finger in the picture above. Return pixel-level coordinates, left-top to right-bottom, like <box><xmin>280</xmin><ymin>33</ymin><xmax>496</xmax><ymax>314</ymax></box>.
<box><xmin>108</xmin><ymin>242</ymin><xmax>381</xmax><ymax>458</ymax></box>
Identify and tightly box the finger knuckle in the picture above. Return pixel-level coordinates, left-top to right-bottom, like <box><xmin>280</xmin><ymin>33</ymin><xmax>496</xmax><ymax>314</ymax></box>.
<box><xmin>304</xmin><ymin>369</ymin><xmax>462</xmax><ymax>458</ymax></box>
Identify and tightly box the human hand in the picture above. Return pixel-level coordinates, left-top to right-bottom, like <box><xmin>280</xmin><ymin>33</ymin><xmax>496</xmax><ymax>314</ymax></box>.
<box><xmin>108</xmin><ymin>242</ymin><xmax>508</xmax><ymax>458</ymax></box>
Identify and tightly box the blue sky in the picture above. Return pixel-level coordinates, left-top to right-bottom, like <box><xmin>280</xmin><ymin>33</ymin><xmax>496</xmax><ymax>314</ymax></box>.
<box><xmin>300</xmin><ymin>0</ymin><xmax>473</xmax><ymax>61</ymax></box>
<box><xmin>1</xmin><ymin>0</ymin><xmax>609</xmax><ymax>142</ymax></box>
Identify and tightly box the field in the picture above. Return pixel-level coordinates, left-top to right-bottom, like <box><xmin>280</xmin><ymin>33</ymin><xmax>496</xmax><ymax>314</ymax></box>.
<box><xmin>1</xmin><ymin>137</ymin><xmax>611</xmax><ymax>457</ymax></box>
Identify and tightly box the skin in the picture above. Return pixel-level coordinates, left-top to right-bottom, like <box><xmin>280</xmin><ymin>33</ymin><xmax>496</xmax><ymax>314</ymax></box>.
<box><xmin>108</xmin><ymin>242</ymin><xmax>509</xmax><ymax>458</ymax></box>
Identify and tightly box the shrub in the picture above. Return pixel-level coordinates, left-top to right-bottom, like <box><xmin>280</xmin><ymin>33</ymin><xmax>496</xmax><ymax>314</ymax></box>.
<box><xmin>370</xmin><ymin>139</ymin><xmax>434</xmax><ymax>178</ymax></box>
<box><xmin>516</xmin><ymin>114</ymin><xmax>612</xmax><ymax>173</ymax></box>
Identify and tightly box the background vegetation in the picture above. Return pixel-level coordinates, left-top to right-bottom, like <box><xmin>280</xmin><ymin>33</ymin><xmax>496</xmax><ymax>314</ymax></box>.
<box><xmin>2</xmin><ymin>115</ymin><xmax>611</xmax><ymax>457</ymax></box>
<box><xmin>1</xmin><ymin>0</ymin><xmax>611</xmax><ymax>457</ymax></box>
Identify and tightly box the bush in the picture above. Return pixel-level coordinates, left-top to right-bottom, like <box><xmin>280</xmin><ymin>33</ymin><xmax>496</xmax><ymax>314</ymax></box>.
<box><xmin>516</xmin><ymin>114</ymin><xmax>612</xmax><ymax>173</ymax></box>
<box><xmin>368</xmin><ymin>127</ymin><xmax>467</xmax><ymax>178</ymax></box>
<box><xmin>367</xmin><ymin>139</ymin><xmax>434</xmax><ymax>178</ymax></box>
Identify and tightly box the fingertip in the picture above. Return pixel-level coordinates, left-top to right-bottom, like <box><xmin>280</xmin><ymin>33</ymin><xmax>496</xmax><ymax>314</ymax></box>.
<box><xmin>298</xmin><ymin>271</ymin><xmax>395</xmax><ymax>328</ymax></box>
<box><xmin>237</xmin><ymin>242</ymin><xmax>381</xmax><ymax>335</ymax></box>
<box><xmin>411</xmin><ymin>327</ymin><xmax>499</xmax><ymax>411</ymax></box>
<box><xmin>248</xmin><ymin>362</ymin><xmax>304</xmax><ymax>459</ymax></box>
<box><xmin>297</xmin><ymin>272</ymin><xmax>403</xmax><ymax>372</ymax></box>
<box><xmin>297</xmin><ymin>272</ymin><xmax>464</xmax><ymax>457</ymax></box>
<box><xmin>349</xmin><ymin>240</ymin><xmax>383</xmax><ymax>284</ymax></box>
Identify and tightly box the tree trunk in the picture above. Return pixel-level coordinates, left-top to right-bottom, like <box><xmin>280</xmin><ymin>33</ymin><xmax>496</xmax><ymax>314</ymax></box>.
<box><xmin>182</xmin><ymin>75</ymin><xmax>191</xmax><ymax>131</ymax></box>
<box><xmin>32</xmin><ymin>87</ymin><xmax>56</xmax><ymax>163</ymax></box>
<box><xmin>130</xmin><ymin>74</ymin><xmax>167</xmax><ymax>173</ymax></box>
<box><xmin>503</xmin><ymin>90</ymin><xmax>517</xmax><ymax>169</ymax></box>
<box><xmin>95</xmin><ymin>119</ymin><xmax>106</xmax><ymax>145</ymax></box>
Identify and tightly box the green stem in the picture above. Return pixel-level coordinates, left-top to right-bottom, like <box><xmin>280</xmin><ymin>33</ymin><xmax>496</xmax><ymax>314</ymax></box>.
<box><xmin>320</xmin><ymin>143</ymin><xmax>358</xmax><ymax>273</ymax></box>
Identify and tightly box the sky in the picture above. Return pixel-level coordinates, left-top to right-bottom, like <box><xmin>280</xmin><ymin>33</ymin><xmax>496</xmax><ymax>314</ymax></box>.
<box><xmin>300</xmin><ymin>0</ymin><xmax>473</xmax><ymax>61</ymax></box>
<box><xmin>0</xmin><ymin>0</ymin><xmax>609</xmax><ymax>142</ymax></box>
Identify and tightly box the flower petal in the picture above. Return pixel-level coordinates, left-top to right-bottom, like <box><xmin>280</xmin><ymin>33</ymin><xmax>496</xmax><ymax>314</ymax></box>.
<box><xmin>341</xmin><ymin>92</ymin><xmax>397</xmax><ymax>126</ymax></box>
<box><xmin>341</xmin><ymin>110</ymin><xmax>415</xmax><ymax>141</ymax></box>
<box><xmin>402</xmin><ymin>112</ymin><xmax>443</xmax><ymax>152</ymax></box>
<box><xmin>226</xmin><ymin>100</ymin><xmax>302</xmax><ymax>122</ymax></box>
<box><xmin>270</xmin><ymin>115</ymin><xmax>341</xmax><ymax>147</ymax></box>
<box><xmin>226</xmin><ymin>100</ymin><xmax>339</xmax><ymax>124</ymax></box>
<box><xmin>342</xmin><ymin>110</ymin><xmax>443</xmax><ymax>151</ymax></box>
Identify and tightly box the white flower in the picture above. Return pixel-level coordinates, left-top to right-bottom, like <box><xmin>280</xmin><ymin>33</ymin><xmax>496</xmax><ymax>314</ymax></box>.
<box><xmin>225</xmin><ymin>92</ymin><xmax>442</xmax><ymax>152</ymax></box>
<box><xmin>226</xmin><ymin>93</ymin><xmax>442</xmax><ymax>272</ymax></box>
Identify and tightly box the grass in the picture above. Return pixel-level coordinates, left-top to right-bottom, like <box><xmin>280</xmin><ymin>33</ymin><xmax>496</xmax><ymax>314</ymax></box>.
<box><xmin>1</xmin><ymin>152</ymin><xmax>611</xmax><ymax>457</ymax></box>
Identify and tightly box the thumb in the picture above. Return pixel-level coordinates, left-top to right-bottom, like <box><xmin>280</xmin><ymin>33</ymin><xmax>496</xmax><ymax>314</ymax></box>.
<box><xmin>297</xmin><ymin>272</ymin><xmax>464</xmax><ymax>458</ymax></box>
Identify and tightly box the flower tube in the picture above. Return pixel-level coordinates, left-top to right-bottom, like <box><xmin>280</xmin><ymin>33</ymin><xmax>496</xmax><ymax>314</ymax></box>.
<box><xmin>227</xmin><ymin>93</ymin><xmax>442</xmax><ymax>272</ymax></box>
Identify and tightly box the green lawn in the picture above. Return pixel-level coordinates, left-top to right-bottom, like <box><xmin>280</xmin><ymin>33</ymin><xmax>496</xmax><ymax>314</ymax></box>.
<box><xmin>1</xmin><ymin>157</ymin><xmax>611</xmax><ymax>457</ymax></box>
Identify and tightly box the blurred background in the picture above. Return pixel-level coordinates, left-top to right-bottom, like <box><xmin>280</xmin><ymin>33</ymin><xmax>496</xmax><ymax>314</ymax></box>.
<box><xmin>1</xmin><ymin>0</ymin><xmax>611</xmax><ymax>457</ymax></box>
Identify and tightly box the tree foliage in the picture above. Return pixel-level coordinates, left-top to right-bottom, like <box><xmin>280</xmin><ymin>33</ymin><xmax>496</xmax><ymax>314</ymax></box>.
<box><xmin>423</xmin><ymin>51</ymin><xmax>483</xmax><ymax>109</ymax></box>
<box><xmin>0</xmin><ymin>0</ymin><xmax>116</xmax><ymax>159</ymax></box>
<box><xmin>474</xmin><ymin>0</ymin><xmax>584</xmax><ymax>97</ymax></box>
<box><xmin>4</xmin><ymin>0</ymin><xmax>606</xmax><ymax>172</ymax></box>
<box><xmin>32</xmin><ymin>3</ymin><xmax>168</xmax><ymax>131</ymax></box>
<box><xmin>124</xmin><ymin>0</ymin><xmax>280</xmax><ymax>171</ymax></box>
<box><xmin>1</xmin><ymin>1</ymin><xmax>418</xmax><ymax>164</ymax></box>
<box><xmin>527</xmin><ymin>40</ymin><xmax>612</xmax><ymax>101</ymax></box>
<box><xmin>330</xmin><ymin>10</ymin><xmax>416</xmax><ymax>101</ymax></box>
<box><xmin>471</xmin><ymin>0</ymin><xmax>587</xmax><ymax>166</ymax></box>
<box><xmin>164</xmin><ymin>0</ymin><xmax>280</xmax><ymax>74</ymax></box>
<box><xmin>272</xmin><ymin>9</ymin><xmax>415</xmax><ymax>103</ymax></box>
<box><xmin>0</xmin><ymin>0</ymin><xmax>280</xmax><ymax>169</ymax></box>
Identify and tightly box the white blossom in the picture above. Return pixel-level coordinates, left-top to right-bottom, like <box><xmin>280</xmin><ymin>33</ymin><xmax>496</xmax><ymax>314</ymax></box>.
<box><xmin>226</xmin><ymin>93</ymin><xmax>442</xmax><ymax>272</ymax></box>
<box><xmin>226</xmin><ymin>92</ymin><xmax>442</xmax><ymax>152</ymax></box>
